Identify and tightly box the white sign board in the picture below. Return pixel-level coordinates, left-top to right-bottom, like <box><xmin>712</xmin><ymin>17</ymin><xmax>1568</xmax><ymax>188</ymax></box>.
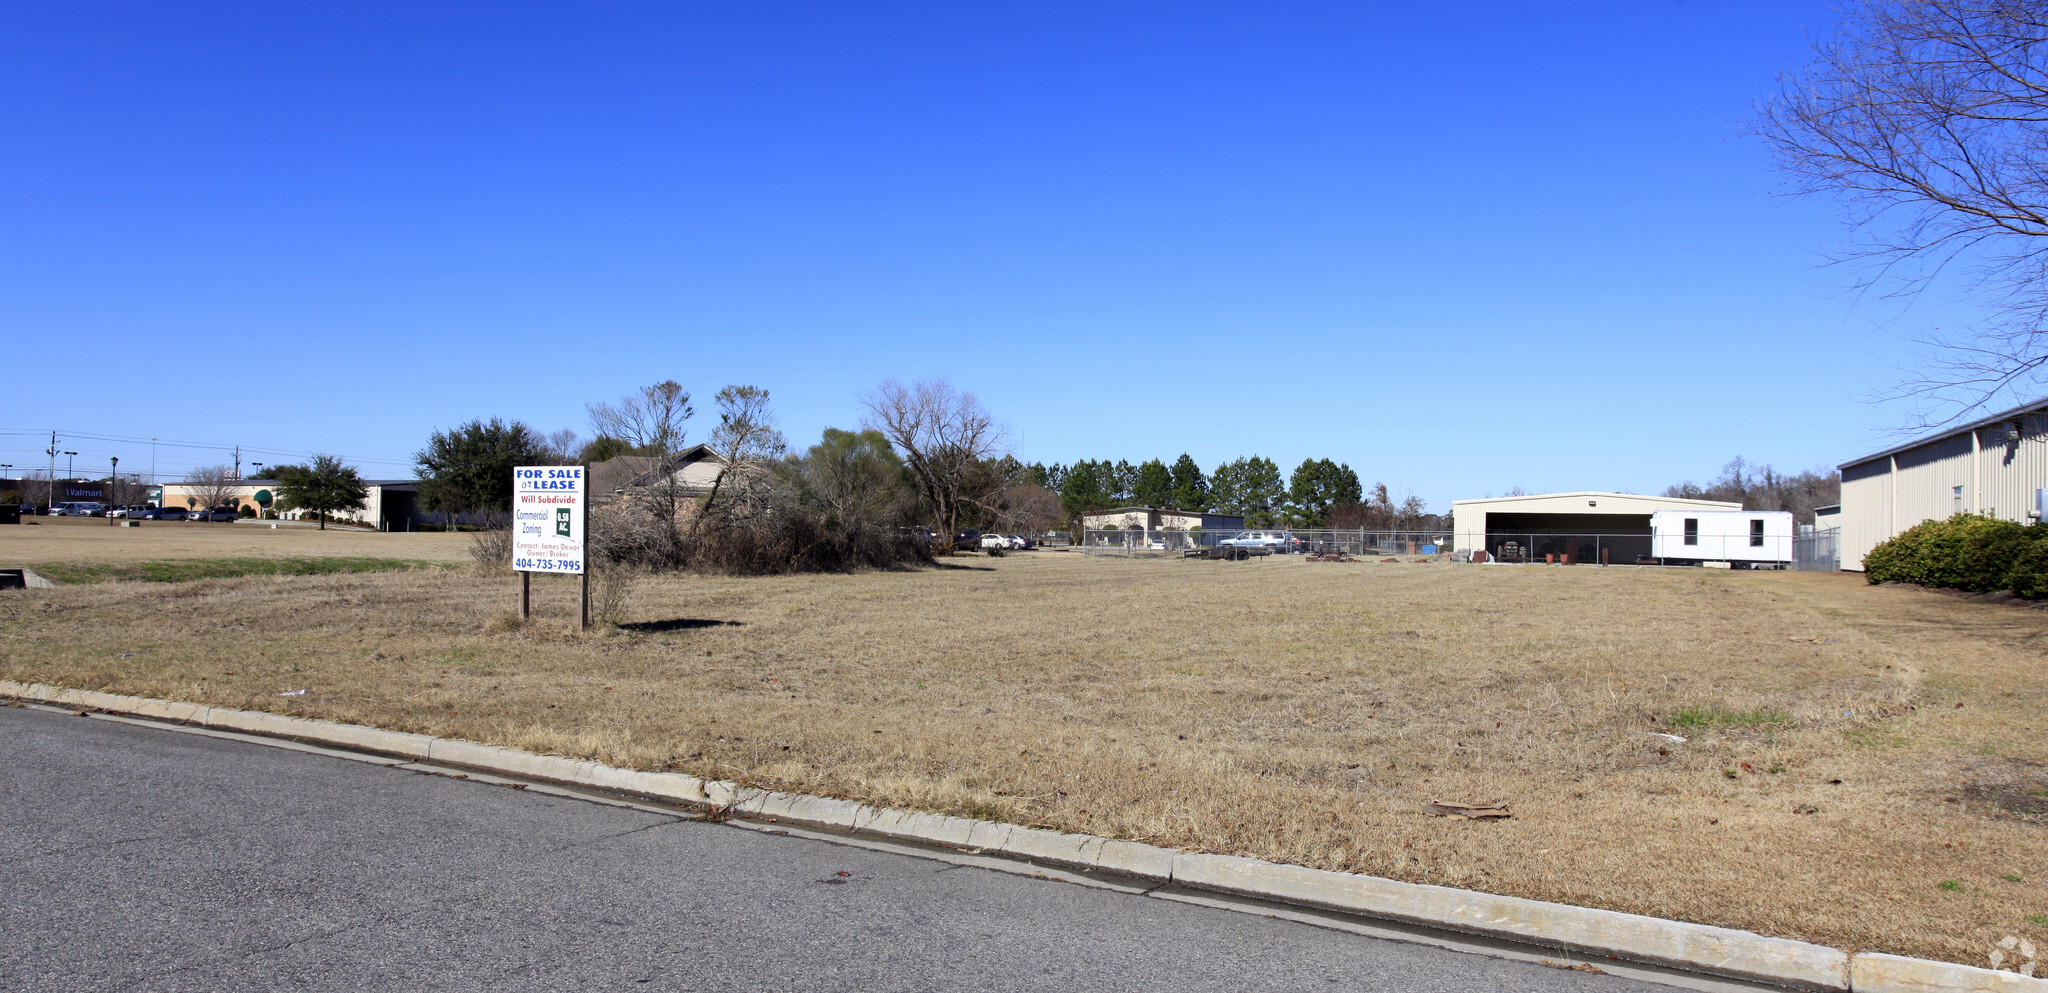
<box><xmin>512</xmin><ymin>466</ymin><xmax>585</xmax><ymax>575</ymax></box>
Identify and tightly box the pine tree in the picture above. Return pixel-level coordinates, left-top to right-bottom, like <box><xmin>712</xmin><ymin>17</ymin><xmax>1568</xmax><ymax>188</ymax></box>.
<box><xmin>1133</xmin><ymin>459</ymin><xmax>1172</xmax><ymax>507</ymax></box>
<box><xmin>1240</xmin><ymin>456</ymin><xmax>1284</xmax><ymax>526</ymax></box>
<box><xmin>1169</xmin><ymin>453</ymin><xmax>1209</xmax><ymax>511</ymax></box>
<box><xmin>1209</xmin><ymin>458</ymin><xmax>1246</xmax><ymax>515</ymax></box>
<box><xmin>1111</xmin><ymin>460</ymin><xmax>1138</xmax><ymax>504</ymax></box>
<box><xmin>1059</xmin><ymin>461</ymin><xmax>1110</xmax><ymax>522</ymax></box>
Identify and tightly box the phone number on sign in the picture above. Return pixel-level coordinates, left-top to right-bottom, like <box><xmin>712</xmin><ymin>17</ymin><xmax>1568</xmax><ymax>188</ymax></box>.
<box><xmin>515</xmin><ymin>558</ymin><xmax>583</xmax><ymax>572</ymax></box>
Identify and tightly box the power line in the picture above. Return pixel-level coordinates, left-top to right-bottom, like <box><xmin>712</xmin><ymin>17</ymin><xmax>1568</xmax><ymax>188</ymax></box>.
<box><xmin>0</xmin><ymin>428</ymin><xmax>415</xmax><ymax>469</ymax></box>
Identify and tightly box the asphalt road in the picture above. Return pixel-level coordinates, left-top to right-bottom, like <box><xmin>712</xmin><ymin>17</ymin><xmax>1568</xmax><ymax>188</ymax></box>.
<box><xmin>0</xmin><ymin>705</ymin><xmax>1663</xmax><ymax>993</ymax></box>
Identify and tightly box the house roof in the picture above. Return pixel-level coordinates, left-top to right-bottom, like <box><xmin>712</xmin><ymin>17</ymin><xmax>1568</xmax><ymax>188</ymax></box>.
<box><xmin>1839</xmin><ymin>394</ymin><xmax>2048</xmax><ymax>469</ymax></box>
<box><xmin>589</xmin><ymin>446</ymin><xmax>720</xmax><ymax>493</ymax></box>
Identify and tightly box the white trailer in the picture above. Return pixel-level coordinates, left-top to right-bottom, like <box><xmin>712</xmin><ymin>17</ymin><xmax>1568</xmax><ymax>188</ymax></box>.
<box><xmin>1649</xmin><ymin>510</ymin><xmax>1793</xmax><ymax>567</ymax></box>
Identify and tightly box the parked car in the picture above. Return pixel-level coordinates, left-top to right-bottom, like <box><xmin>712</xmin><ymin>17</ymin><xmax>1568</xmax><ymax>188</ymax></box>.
<box><xmin>49</xmin><ymin>502</ymin><xmax>107</xmax><ymax>517</ymax></box>
<box><xmin>1004</xmin><ymin>534</ymin><xmax>1032</xmax><ymax>549</ymax></box>
<box><xmin>1218</xmin><ymin>530</ymin><xmax>1286</xmax><ymax>550</ymax></box>
<box><xmin>139</xmin><ymin>506</ymin><xmax>187</xmax><ymax>521</ymax></box>
<box><xmin>196</xmin><ymin>507</ymin><xmax>239</xmax><ymax>522</ymax></box>
<box><xmin>979</xmin><ymin>532</ymin><xmax>1010</xmax><ymax>551</ymax></box>
<box><xmin>106</xmin><ymin>505</ymin><xmax>150</xmax><ymax>519</ymax></box>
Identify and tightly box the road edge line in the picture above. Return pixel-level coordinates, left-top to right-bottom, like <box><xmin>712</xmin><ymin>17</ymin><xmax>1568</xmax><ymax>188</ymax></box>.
<box><xmin>8</xmin><ymin>681</ymin><xmax>2038</xmax><ymax>992</ymax></box>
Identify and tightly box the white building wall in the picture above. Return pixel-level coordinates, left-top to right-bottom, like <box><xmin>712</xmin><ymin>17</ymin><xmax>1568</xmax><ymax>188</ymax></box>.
<box><xmin>1838</xmin><ymin>409</ymin><xmax>2048</xmax><ymax>570</ymax></box>
<box><xmin>1649</xmin><ymin>511</ymin><xmax>1793</xmax><ymax>563</ymax></box>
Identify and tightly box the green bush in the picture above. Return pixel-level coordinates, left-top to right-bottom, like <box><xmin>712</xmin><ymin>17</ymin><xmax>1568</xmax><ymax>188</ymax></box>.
<box><xmin>1864</xmin><ymin>514</ymin><xmax>2048</xmax><ymax>598</ymax></box>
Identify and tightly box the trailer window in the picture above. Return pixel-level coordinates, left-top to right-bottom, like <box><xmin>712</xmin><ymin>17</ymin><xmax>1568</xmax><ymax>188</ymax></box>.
<box><xmin>1683</xmin><ymin>518</ymin><xmax>1698</xmax><ymax>546</ymax></box>
<box><xmin>1749</xmin><ymin>519</ymin><xmax>1764</xmax><ymax>547</ymax></box>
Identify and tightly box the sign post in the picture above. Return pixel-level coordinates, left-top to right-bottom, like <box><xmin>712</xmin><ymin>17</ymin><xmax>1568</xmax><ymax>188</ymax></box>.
<box><xmin>511</xmin><ymin>465</ymin><xmax>587</xmax><ymax>628</ymax></box>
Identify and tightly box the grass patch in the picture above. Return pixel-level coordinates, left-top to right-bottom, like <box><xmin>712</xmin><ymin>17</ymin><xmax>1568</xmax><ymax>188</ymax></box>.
<box><xmin>28</xmin><ymin>557</ymin><xmax>455</xmax><ymax>584</ymax></box>
<box><xmin>1940</xmin><ymin>880</ymin><xmax>1964</xmax><ymax>892</ymax></box>
<box><xmin>1671</xmin><ymin>705</ymin><xmax>1794</xmax><ymax>729</ymax></box>
<box><xmin>5</xmin><ymin>549</ymin><xmax>2047</xmax><ymax>967</ymax></box>
<box><xmin>2028</xmin><ymin>914</ymin><xmax>2048</xmax><ymax>927</ymax></box>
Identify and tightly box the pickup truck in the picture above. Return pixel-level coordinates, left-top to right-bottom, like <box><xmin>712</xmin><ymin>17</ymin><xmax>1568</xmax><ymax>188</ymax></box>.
<box><xmin>1218</xmin><ymin>530</ymin><xmax>1286</xmax><ymax>551</ymax></box>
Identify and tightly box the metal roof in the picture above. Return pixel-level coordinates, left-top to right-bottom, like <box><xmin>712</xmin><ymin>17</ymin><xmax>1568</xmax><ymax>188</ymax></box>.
<box><xmin>1448</xmin><ymin>490</ymin><xmax>1740</xmax><ymax>510</ymax></box>
<box><xmin>1838</xmin><ymin>395</ymin><xmax>2048</xmax><ymax>469</ymax></box>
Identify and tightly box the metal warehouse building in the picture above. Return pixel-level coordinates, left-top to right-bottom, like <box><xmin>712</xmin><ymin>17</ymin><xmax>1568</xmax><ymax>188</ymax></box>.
<box><xmin>1450</xmin><ymin>491</ymin><xmax>1741</xmax><ymax>564</ymax></box>
<box><xmin>1838</xmin><ymin>396</ymin><xmax>2048</xmax><ymax>571</ymax></box>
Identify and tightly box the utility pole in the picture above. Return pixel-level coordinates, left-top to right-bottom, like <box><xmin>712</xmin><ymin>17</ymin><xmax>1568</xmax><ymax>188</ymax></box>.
<box><xmin>46</xmin><ymin>431</ymin><xmax>57</xmax><ymax>511</ymax></box>
<box><xmin>233</xmin><ymin>446</ymin><xmax>242</xmax><ymax>479</ymax></box>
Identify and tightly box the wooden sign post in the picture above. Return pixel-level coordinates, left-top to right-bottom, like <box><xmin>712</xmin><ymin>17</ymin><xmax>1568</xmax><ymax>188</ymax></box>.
<box><xmin>511</xmin><ymin>465</ymin><xmax>588</xmax><ymax>629</ymax></box>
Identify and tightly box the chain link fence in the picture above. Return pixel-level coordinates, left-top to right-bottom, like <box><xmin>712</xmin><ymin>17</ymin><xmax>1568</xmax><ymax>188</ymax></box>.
<box><xmin>1074</xmin><ymin>527</ymin><xmax>1803</xmax><ymax>568</ymax></box>
<box><xmin>1078</xmin><ymin>529</ymin><xmax>1449</xmax><ymax>558</ymax></box>
<box><xmin>1793</xmin><ymin>527</ymin><xmax>1840</xmax><ymax>572</ymax></box>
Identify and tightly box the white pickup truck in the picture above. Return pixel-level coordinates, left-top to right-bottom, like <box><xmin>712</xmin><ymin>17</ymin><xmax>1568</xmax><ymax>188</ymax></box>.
<box><xmin>1218</xmin><ymin>530</ymin><xmax>1287</xmax><ymax>550</ymax></box>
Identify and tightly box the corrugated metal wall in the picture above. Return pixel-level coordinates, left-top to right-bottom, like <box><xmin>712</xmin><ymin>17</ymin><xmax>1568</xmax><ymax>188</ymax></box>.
<box><xmin>1839</xmin><ymin>411</ymin><xmax>2048</xmax><ymax>570</ymax></box>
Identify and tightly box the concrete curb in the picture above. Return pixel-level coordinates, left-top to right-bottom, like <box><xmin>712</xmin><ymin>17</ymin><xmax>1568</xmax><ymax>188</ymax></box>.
<box><xmin>5</xmin><ymin>681</ymin><xmax>2041</xmax><ymax>992</ymax></box>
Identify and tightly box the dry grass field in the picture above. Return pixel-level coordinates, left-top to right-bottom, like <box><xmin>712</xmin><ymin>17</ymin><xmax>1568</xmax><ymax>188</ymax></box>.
<box><xmin>4</xmin><ymin>517</ymin><xmax>2046</xmax><ymax>968</ymax></box>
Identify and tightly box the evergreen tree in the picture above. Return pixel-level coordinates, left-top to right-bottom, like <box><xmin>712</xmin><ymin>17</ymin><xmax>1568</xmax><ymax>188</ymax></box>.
<box><xmin>415</xmin><ymin>418</ymin><xmax>548</xmax><ymax>521</ymax></box>
<box><xmin>1059</xmin><ymin>460</ymin><xmax>1111</xmax><ymax>522</ymax></box>
<box><xmin>1169</xmin><ymin>453</ymin><xmax>1209</xmax><ymax>511</ymax></box>
<box><xmin>1133</xmin><ymin>459</ymin><xmax>1172</xmax><ymax>507</ymax></box>
<box><xmin>275</xmin><ymin>454</ymin><xmax>369</xmax><ymax>531</ymax></box>
<box><xmin>1332</xmin><ymin>462</ymin><xmax>1363</xmax><ymax>508</ymax></box>
<box><xmin>1110</xmin><ymin>459</ymin><xmax>1137</xmax><ymax>504</ymax></box>
<box><xmin>1285</xmin><ymin>458</ymin><xmax>1365</xmax><ymax>527</ymax></box>
<box><xmin>1209</xmin><ymin>458</ymin><xmax>1246</xmax><ymax>515</ymax></box>
<box><xmin>1239</xmin><ymin>456</ymin><xmax>1284</xmax><ymax>526</ymax></box>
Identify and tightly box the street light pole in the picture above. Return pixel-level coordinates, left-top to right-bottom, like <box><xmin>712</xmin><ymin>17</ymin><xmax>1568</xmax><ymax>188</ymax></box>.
<box><xmin>108</xmin><ymin>457</ymin><xmax>118</xmax><ymax>525</ymax></box>
<box><xmin>63</xmin><ymin>451</ymin><xmax>77</xmax><ymax>508</ymax></box>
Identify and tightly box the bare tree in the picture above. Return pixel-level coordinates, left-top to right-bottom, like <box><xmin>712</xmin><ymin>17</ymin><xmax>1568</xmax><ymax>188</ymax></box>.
<box><xmin>107</xmin><ymin>475</ymin><xmax>150</xmax><ymax>508</ymax></box>
<box><xmin>540</xmin><ymin>428</ymin><xmax>581</xmax><ymax>464</ymax></box>
<box><xmin>587</xmin><ymin>381</ymin><xmax>693</xmax><ymax>456</ymax></box>
<box><xmin>996</xmin><ymin>483</ymin><xmax>1063</xmax><ymax>536</ymax></box>
<box><xmin>1756</xmin><ymin>1</ymin><xmax>2048</xmax><ymax>419</ymax></box>
<box><xmin>1666</xmin><ymin>456</ymin><xmax>1842</xmax><ymax>523</ymax></box>
<box><xmin>185</xmin><ymin>465</ymin><xmax>238</xmax><ymax>512</ymax></box>
<box><xmin>858</xmin><ymin>379</ymin><xmax>1006</xmax><ymax>553</ymax></box>
<box><xmin>588</xmin><ymin>381</ymin><xmax>695</xmax><ymax>556</ymax></box>
<box><xmin>699</xmin><ymin>384</ymin><xmax>788</xmax><ymax>525</ymax></box>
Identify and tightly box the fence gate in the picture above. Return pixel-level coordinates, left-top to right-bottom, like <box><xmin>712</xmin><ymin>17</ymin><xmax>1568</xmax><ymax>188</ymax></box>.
<box><xmin>1794</xmin><ymin>528</ymin><xmax>1839</xmax><ymax>572</ymax></box>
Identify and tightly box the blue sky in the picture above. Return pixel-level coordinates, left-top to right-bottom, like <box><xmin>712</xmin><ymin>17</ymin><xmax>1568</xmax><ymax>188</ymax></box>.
<box><xmin>0</xmin><ymin>2</ymin><xmax>1975</xmax><ymax>506</ymax></box>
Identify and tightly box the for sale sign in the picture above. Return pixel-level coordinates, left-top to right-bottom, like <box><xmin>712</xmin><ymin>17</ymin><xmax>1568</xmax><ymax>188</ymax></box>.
<box><xmin>512</xmin><ymin>466</ymin><xmax>584</xmax><ymax>574</ymax></box>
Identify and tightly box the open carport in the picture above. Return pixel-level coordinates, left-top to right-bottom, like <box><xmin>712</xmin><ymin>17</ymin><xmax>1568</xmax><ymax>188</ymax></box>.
<box><xmin>1449</xmin><ymin>491</ymin><xmax>1739</xmax><ymax>563</ymax></box>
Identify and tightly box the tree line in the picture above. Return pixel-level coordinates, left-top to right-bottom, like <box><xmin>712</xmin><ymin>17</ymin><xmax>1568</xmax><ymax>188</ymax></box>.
<box><xmin>1018</xmin><ymin>455</ymin><xmax>1435</xmax><ymax>530</ymax></box>
<box><xmin>1663</xmin><ymin>457</ymin><xmax>1840</xmax><ymax>524</ymax></box>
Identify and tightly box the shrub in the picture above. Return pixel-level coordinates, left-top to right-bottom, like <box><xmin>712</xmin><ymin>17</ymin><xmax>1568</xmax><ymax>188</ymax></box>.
<box><xmin>1864</xmin><ymin>514</ymin><xmax>2048</xmax><ymax>598</ymax></box>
